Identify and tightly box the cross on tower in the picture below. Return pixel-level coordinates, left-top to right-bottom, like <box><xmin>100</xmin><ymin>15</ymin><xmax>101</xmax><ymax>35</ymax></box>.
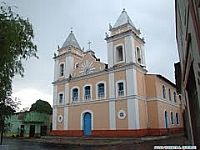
<box><xmin>88</xmin><ymin>41</ymin><xmax>91</xmax><ymax>50</ymax></box>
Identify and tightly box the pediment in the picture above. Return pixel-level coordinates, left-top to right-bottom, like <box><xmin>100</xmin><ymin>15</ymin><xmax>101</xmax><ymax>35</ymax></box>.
<box><xmin>72</xmin><ymin>52</ymin><xmax>106</xmax><ymax>77</ymax></box>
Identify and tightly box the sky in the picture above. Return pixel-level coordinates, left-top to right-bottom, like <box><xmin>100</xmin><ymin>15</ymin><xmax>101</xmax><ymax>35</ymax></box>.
<box><xmin>2</xmin><ymin>0</ymin><xmax>179</xmax><ymax>110</ymax></box>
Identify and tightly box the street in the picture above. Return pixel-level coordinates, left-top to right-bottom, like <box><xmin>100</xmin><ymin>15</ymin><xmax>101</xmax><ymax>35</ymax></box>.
<box><xmin>0</xmin><ymin>134</ymin><xmax>191</xmax><ymax>150</ymax></box>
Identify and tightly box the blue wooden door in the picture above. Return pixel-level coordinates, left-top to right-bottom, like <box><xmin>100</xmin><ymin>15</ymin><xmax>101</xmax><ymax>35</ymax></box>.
<box><xmin>165</xmin><ymin>111</ymin><xmax>168</xmax><ymax>128</ymax></box>
<box><xmin>83</xmin><ymin>112</ymin><xmax>91</xmax><ymax>136</ymax></box>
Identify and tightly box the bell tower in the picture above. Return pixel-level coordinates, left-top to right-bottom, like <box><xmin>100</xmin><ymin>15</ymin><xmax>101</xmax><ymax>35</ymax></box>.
<box><xmin>105</xmin><ymin>9</ymin><xmax>146</xmax><ymax>69</ymax></box>
<box><xmin>53</xmin><ymin>30</ymin><xmax>83</xmax><ymax>81</ymax></box>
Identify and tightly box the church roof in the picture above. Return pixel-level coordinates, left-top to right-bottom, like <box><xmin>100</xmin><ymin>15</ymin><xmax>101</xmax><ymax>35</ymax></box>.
<box><xmin>113</xmin><ymin>9</ymin><xmax>135</xmax><ymax>28</ymax></box>
<box><xmin>62</xmin><ymin>31</ymin><xmax>81</xmax><ymax>49</ymax></box>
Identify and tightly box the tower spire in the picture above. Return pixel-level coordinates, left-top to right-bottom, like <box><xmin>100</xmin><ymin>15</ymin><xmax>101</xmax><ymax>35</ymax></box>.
<box><xmin>113</xmin><ymin>9</ymin><xmax>135</xmax><ymax>28</ymax></box>
<box><xmin>62</xmin><ymin>29</ymin><xmax>81</xmax><ymax>49</ymax></box>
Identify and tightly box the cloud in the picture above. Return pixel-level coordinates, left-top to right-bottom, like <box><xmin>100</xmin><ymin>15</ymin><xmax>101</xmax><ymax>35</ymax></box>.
<box><xmin>7</xmin><ymin>0</ymin><xmax>178</xmax><ymax>109</ymax></box>
<box><xmin>12</xmin><ymin>88</ymin><xmax>52</xmax><ymax>110</ymax></box>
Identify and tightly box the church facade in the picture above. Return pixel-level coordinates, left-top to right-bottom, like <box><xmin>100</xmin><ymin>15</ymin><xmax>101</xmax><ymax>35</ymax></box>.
<box><xmin>51</xmin><ymin>10</ymin><xmax>184</xmax><ymax>137</ymax></box>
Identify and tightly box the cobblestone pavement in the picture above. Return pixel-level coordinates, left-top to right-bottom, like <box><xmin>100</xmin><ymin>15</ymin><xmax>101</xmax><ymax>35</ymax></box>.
<box><xmin>0</xmin><ymin>134</ymin><xmax>192</xmax><ymax>150</ymax></box>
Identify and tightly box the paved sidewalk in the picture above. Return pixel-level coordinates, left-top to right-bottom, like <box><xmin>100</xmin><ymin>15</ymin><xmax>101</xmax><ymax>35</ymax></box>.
<box><xmin>29</xmin><ymin>133</ymin><xmax>189</xmax><ymax>146</ymax></box>
<box><xmin>3</xmin><ymin>134</ymin><xmax>192</xmax><ymax>150</ymax></box>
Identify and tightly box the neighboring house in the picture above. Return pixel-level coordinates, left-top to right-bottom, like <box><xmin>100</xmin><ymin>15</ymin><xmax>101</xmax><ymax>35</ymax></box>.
<box><xmin>145</xmin><ymin>74</ymin><xmax>184</xmax><ymax>131</ymax></box>
<box><xmin>175</xmin><ymin>0</ymin><xmax>200</xmax><ymax>146</ymax></box>
<box><xmin>5</xmin><ymin>111</ymin><xmax>51</xmax><ymax>137</ymax></box>
<box><xmin>51</xmin><ymin>9</ymin><xmax>184</xmax><ymax>137</ymax></box>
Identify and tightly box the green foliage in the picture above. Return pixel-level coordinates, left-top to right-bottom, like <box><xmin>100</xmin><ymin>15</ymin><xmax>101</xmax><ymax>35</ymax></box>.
<box><xmin>0</xmin><ymin>3</ymin><xmax>38</xmax><ymax>103</ymax></box>
<box><xmin>0</xmin><ymin>3</ymin><xmax>37</xmax><ymax>144</ymax></box>
<box><xmin>0</xmin><ymin>103</ymin><xmax>15</xmax><ymax>130</ymax></box>
<box><xmin>30</xmin><ymin>99</ymin><xmax>52</xmax><ymax>115</ymax></box>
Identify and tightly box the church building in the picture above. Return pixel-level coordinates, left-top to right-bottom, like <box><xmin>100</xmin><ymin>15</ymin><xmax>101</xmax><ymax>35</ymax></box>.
<box><xmin>51</xmin><ymin>9</ymin><xmax>184</xmax><ymax>137</ymax></box>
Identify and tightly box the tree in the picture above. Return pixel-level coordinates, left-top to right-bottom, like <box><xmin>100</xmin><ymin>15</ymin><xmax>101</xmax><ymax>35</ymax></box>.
<box><xmin>0</xmin><ymin>3</ymin><xmax>37</xmax><ymax>144</ymax></box>
<box><xmin>30</xmin><ymin>99</ymin><xmax>52</xmax><ymax>115</ymax></box>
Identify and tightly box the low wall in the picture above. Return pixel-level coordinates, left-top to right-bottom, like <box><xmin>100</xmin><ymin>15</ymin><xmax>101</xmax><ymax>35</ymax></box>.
<box><xmin>50</xmin><ymin>128</ymin><xmax>184</xmax><ymax>137</ymax></box>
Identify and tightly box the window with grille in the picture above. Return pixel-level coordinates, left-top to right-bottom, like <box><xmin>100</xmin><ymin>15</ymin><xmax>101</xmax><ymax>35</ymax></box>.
<box><xmin>84</xmin><ymin>86</ymin><xmax>91</xmax><ymax>100</ymax></box>
<box><xmin>72</xmin><ymin>88</ymin><xmax>78</xmax><ymax>101</ymax></box>
<box><xmin>98</xmin><ymin>83</ymin><xmax>105</xmax><ymax>98</ymax></box>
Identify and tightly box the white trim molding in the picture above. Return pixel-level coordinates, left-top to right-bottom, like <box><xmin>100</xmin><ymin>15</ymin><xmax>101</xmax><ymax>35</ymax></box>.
<box><xmin>52</xmin><ymin>107</ymin><xmax>57</xmax><ymax>130</ymax></box>
<box><xmin>108</xmin><ymin>72</ymin><xmax>116</xmax><ymax>129</ymax></box>
<box><xmin>125</xmin><ymin>36</ymin><xmax>134</xmax><ymax>63</ymax></box>
<box><xmin>54</xmin><ymin>59</ymin><xmax>59</xmax><ymax>81</ymax></box>
<box><xmin>109</xmin><ymin>101</ymin><xmax>116</xmax><ymax>129</ymax></box>
<box><xmin>64</xmin><ymin>106</ymin><xmax>68</xmax><ymax>130</ymax></box>
<box><xmin>126</xmin><ymin>68</ymin><xmax>140</xmax><ymax>129</ymax></box>
<box><xmin>53</xmin><ymin>85</ymin><xmax>57</xmax><ymax>106</ymax></box>
<box><xmin>107</xmin><ymin>42</ymin><xmax>114</xmax><ymax>68</ymax></box>
<box><xmin>109</xmin><ymin>72</ymin><xmax>115</xmax><ymax>99</ymax></box>
<box><xmin>65</xmin><ymin>83</ymin><xmax>69</xmax><ymax>104</ymax></box>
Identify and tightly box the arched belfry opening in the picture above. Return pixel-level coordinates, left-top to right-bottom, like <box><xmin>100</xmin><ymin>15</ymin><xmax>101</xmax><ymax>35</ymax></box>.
<box><xmin>116</xmin><ymin>45</ymin><xmax>124</xmax><ymax>62</ymax></box>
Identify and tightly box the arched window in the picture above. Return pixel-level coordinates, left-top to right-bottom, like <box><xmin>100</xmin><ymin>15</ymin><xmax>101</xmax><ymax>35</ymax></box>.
<box><xmin>118</xmin><ymin>82</ymin><xmax>124</xmax><ymax>96</ymax></box>
<box><xmin>171</xmin><ymin>112</ymin><xmax>174</xmax><ymax>124</ymax></box>
<box><xmin>58</xmin><ymin>93</ymin><xmax>64</xmax><ymax>104</ymax></box>
<box><xmin>72</xmin><ymin>88</ymin><xmax>78</xmax><ymax>101</ymax></box>
<box><xmin>176</xmin><ymin>113</ymin><xmax>179</xmax><ymax>124</ymax></box>
<box><xmin>116</xmin><ymin>45</ymin><xmax>123</xmax><ymax>62</ymax></box>
<box><xmin>169</xmin><ymin>89</ymin><xmax>171</xmax><ymax>101</ymax></box>
<box><xmin>174</xmin><ymin>92</ymin><xmax>176</xmax><ymax>102</ymax></box>
<box><xmin>164</xmin><ymin>111</ymin><xmax>168</xmax><ymax>128</ymax></box>
<box><xmin>84</xmin><ymin>86</ymin><xmax>91</xmax><ymax>100</ymax></box>
<box><xmin>59</xmin><ymin>63</ymin><xmax>64</xmax><ymax>77</ymax></box>
<box><xmin>98</xmin><ymin>83</ymin><xmax>105</xmax><ymax>98</ymax></box>
<box><xmin>162</xmin><ymin>85</ymin><xmax>166</xmax><ymax>99</ymax></box>
<box><xmin>136</xmin><ymin>47</ymin><xmax>142</xmax><ymax>64</ymax></box>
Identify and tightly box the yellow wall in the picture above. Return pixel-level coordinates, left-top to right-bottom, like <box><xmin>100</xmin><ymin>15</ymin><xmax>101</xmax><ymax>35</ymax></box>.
<box><xmin>115</xmin><ymin>100</ymin><xmax>128</xmax><ymax>129</ymax></box>
<box><xmin>138</xmin><ymin>100</ymin><xmax>147</xmax><ymax>128</ymax></box>
<box><xmin>57</xmin><ymin>107</ymin><xmax>64</xmax><ymax>130</ymax></box>
<box><xmin>157</xmin><ymin>101</ymin><xmax>183</xmax><ymax>128</ymax></box>
<box><xmin>136</xmin><ymin>70</ymin><xmax>146</xmax><ymax>97</ymax></box>
<box><xmin>145</xmin><ymin>75</ymin><xmax>156</xmax><ymax>97</ymax></box>
<box><xmin>69</xmin><ymin>73</ymin><xmax>108</xmax><ymax>101</ymax></box>
<box><xmin>147</xmin><ymin>101</ymin><xmax>159</xmax><ymax>128</ymax></box>
<box><xmin>146</xmin><ymin>74</ymin><xmax>184</xmax><ymax>129</ymax></box>
<box><xmin>67</xmin><ymin>102</ymin><xmax>109</xmax><ymax>130</ymax></box>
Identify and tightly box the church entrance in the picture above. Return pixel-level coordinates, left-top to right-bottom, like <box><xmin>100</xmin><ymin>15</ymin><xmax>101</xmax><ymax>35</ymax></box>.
<box><xmin>83</xmin><ymin>112</ymin><xmax>92</xmax><ymax>136</ymax></box>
